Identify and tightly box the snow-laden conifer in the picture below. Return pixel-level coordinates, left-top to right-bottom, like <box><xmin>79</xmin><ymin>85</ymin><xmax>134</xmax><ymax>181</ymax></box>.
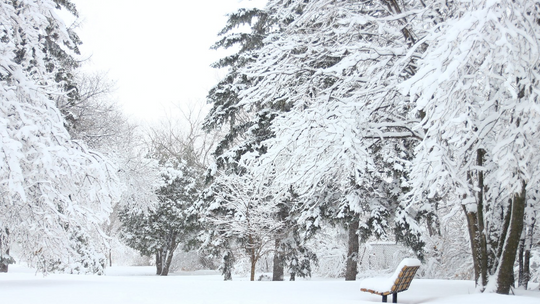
<box><xmin>240</xmin><ymin>0</ymin><xmax>430</xmax><ymax>278</ymax></box>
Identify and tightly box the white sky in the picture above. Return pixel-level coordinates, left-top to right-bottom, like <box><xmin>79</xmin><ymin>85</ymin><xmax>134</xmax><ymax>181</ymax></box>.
<box><xmin>71</xmin><ymin>0</ymin><xmax>266</xmax><ymax>124</ymax></box>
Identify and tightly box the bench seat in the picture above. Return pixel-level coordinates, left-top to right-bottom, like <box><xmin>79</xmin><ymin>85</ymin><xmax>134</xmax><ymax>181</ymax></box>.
<box><xmin>360</xmin><ymin>258</ymin><xmax>421</xmax><ymax>303</ymax></box>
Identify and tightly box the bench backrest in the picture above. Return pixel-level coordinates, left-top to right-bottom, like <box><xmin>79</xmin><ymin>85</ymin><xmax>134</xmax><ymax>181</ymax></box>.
<box><xmin>390</xmin><ymin>265</ymin><xmax>420</xmax><ymax>293</ymax></box>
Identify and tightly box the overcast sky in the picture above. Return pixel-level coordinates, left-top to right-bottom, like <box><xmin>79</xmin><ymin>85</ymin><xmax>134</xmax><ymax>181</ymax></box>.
<box><xmin>71</xmin><ymin>0</ymin><xmax>266</xmax><ymax>124</ymax></box>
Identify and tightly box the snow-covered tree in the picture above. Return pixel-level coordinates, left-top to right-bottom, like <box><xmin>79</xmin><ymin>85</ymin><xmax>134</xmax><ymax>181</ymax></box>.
<box><xmin>57</xmin><ymin>72</ymin><xmax>126</xmax><ymax>150</ymax></box>
<box><xmin>202</xmin><ymin>3</ymin><xmax>303</xmax><ymax>281</ymax></box>
<box><xmin>120</xmin><ymin>157</ymin><xmax>201</xmax><ymax>276</ymax></box>
<box><xmin>0</xmin><ymin>0</ymin><xmax>120</xmax><ymax>273</ymax></box>
<box><xmin>54</xmin><ymin>71</ymin><xmax>146</xmax><ymax>266</ymax></box>
<box><xmin>203</xmin><ymin>4</ymin><xmax>278</xmax><ymax>180</ymax></box>
<box><xmin>201</xmin><ymin>172</ymin><xmax>283</xmax><ymax>281</ymax></box>
<box><xmin>401</xmin><ymin>0</ymin><xmax>540</xmax><ymax>294</ymax></box>
<box><xmin>202</xmin><ymin>0</ymin><xmax>540</xmax><ymax>290</ymax></box>
<box><xmin>236</xmin><ymin>0</ymin><xmax>429</xmax><ymax>279</ymax></box>
<box><xmin>204</xmin><ymin>6</ymin><xmax>271</xmax><ymax>137</ymax></box>
<box><xmin>120</xmin><ymin>110</ymin><xmax>212</xmax><ymax>275</ymax></box>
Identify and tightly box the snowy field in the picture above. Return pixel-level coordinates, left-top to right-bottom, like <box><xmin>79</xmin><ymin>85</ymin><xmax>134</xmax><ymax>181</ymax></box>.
<box><xmin>1</xmin><ymin>266</ymin><xmax>539</xmax><ymax>304</ymax></box>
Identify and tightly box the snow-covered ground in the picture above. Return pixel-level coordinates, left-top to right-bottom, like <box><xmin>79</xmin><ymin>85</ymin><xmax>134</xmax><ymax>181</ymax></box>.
<box><xmin>1</xmin><ymin>266</ymin><xmax>538</xmax><ymax>304</ymax></box>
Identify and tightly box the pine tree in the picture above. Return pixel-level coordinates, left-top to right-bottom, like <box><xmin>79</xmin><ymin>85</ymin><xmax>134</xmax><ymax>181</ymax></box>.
<box><xmin>201</xmin><ymin>0</ymin><xmax>442</xmax><ymax>281</ymax></box>
<box><xmin>239</xmin><ymin>0</ymin><xmax>429</xmax><ymax>279</ymax></box>
<box><xmin>120</xmin><ymin>114</ymin><xmax>210</xmax><ymax>276</ymax></box>
<box><xmin>201</xmin><ymin>4</ymin><xmax>288</xmax><ymax>281</ymax></box>
<box><xmin>120</xmin><ymin>157</ymin><xmax>202</xmax><ymax>276</ymax></box>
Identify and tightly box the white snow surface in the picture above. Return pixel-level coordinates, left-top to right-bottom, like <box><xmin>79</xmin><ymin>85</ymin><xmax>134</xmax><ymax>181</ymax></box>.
<box><xmin>1</xmin><ymin>265</ymin><xmax>538</xmax><ymax>304</ymax></box>
<box><xmin>360</xmin><ymin>258</ymin><xmax>422</xmax><ymax>292</ymax></box>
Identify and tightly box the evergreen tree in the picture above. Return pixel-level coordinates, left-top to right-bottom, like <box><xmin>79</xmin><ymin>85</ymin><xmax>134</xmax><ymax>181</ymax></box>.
<box><xmin>204</xmin><ymin>6</ymin><xmax>276</xmax><ymax>175</ymax></box>
<box><xmin>201</xmin><ymin>4</ymin><xmax>287</xmax><ymax>281</ymax></box>
<box><xmin>272</xmin><ymin>187</ymin><xmax>317</xmax><ymax>281</ymax></box>
<box><xmin>239</xmin><ymin>0</ymin><xmax>429</xmax><ymax>279</ymax></box>
<box><xmin>201</xmin><ymin>0</ymin><xmax>438</xmax><ymax>281</ymax></box>
<box><xmin>120</xmin><ymin>157</ymin><xmax>202</xmax><ymax>276</ymax></box>
<box><xmin>120</xmin><ymin>112</ymin><xmax>210</xmax><ymax>276</ymax></box>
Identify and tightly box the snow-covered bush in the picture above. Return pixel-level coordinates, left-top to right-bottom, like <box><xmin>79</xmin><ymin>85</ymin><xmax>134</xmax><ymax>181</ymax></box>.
<box><xmin>309</xmin><ymin>226</ymin><xmax>347</xmax><ymax>278</ymax></box>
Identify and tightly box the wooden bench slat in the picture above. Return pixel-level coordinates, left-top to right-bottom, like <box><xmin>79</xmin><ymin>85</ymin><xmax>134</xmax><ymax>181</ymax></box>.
<box><xmin>360</xmin><ymin>261</ymin><xmax>420</xmax><ymax>303</ymax></box>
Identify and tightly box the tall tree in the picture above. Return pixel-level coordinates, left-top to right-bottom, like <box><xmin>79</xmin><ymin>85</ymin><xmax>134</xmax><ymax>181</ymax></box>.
<box><xmin>201</xmin><ymin>3</ymin><xmax>297</xmax><ymax>281</ymax></box>
<box><xmin>0</xmin><ymin>0</ymin><xmax>119</xmax><ymax>273</ymax></box>
<box><xmin>401</xmin><ymin>0</ymin><xmax>540</xmax><ymax>294</ymax></box>
<box><xmin>240</xmin><ymin>0</ymin><xmax>428</xmax><ymax>279</ymax></box>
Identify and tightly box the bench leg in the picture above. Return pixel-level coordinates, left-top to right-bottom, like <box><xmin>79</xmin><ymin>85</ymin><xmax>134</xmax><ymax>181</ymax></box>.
<box><xmin>382</xmin><ymin>295</ymin><xmax>387</xmax><ymax>303</ymax></box>
<box><xmin>392</xmin><ymin>293</ymin><xmax>397</xmax><ymax>303</ymax></box>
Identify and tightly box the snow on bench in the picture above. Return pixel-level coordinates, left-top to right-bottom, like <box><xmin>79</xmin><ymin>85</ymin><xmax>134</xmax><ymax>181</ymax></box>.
<box><xmin>360</xmin><ymin>258</ymin><xmax>421</xmax><ymax>303</ymax></box>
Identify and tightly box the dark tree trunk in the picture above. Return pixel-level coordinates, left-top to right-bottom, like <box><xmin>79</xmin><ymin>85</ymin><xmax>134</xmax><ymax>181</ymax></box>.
<box><xmin>345</xmin><ymin>220</ymin><xmax>359</xmax><ymax>281</ymax></box>
<box><xmin>518</xmin><ymin>236</ymin><xmax>525</xmax><ymax>287</ymax></box>
<box><xmin>475</xmin><ymin>151</ymin><xmax>489</xmax><ymax>289</ymax></box>
<box><xmin>496</xmin><ymin>202</ymin><xmax>512</xmax><ymax>264</ymax></box>
<box><xmin>161</xmin><ymin>250</ymin><xmax>173</xmax><ymax>276</ymax></box>
<box><xmin>462</xmin><ymin>204</ymin><xmax>481</xmax><ymax>285</ymax></box>
<box><xmin>496</xmin><ymin>184</ymin><xmax>526</xmax><ymax>294</ymax></box>
<box><xmin>160</xmin><ymin>235</ymin><xmax>178</xmax><ymax>276</ymax></box>
<box><xmin>0</xmin><ymin>229</ymin><xmax>10</xmax><ymax>273</ymax></box>
<box><xmin>155</xmin><ymin>250</ymin><xmax>163</xmax><ymax>275</ymax></box>
<box><xmin>463</xmin><ymin>150</ymin><xmax>489</xmax><ymax>289</ymax></box>
<box><xmin>247</xmin><ymin>234</ymin><xmax>260</xmax><ymax>281</ymax></box>
<box><xmin>0</xmin><ymin>247</ymin><xmax>9</xmax><ymax>273</ymax></box>
<box><xmin>250</xmin><ymin>249</ymin><xmax>257</xmax><ymax>281</ymax></box>
<box><xmin>523</xmin><ymin>249</ymin><xmax>531</xmax><ymax>290</ymax></box>
<box><xmin>222</xmin><ymin>250</ymin><xmax>234</xmax><ymax>281</ymax></box>
<box><xmin>521</xmin><ymin>217</ymin><xmax>535</xmax><ymax>290</ymax></box>
<box><xmin>272</xmin><ymin>239</ymin><xmax>284</xmax><ymax>281</ymax></box>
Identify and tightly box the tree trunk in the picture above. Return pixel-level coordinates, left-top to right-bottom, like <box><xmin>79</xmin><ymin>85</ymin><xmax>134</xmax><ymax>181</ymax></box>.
<box><xmin>250</xmin><ymin>249</ymin><xmax>257</xmax><ymax>281</ymax></box>
<box><xmin>462</xmin><ymin>150</ymin><xmax>489</xmax><ymax>289</ymax></box>
<box><xmin>272</xmin><ymin>239</ymin><xmax>284</xmax><ymax>281</ymax></box>
<box><xmin>155</xmin><ymin>250</ymin><xmax>163</xmax><ymax>275</ymax></box>
<box><xmin>345</xmin><ymin>220</ymin><xmax>359</xmax><ymax>281</ymax></box>
<box><xmin>160</xmin><ymin>235</ymin><xmax>178</xmax><ymax>276</ymax></box>
<box><xmin>222</xmin><ymin>250</ymin><xmax>234</xmax><ymax>281</ymax></box>
<box><xmin>462</xmin><ymin>205</ymin><xmax>481</xmax><ymax>285</ymax></box>
<box><xmin>496</xmin><ymin>202</ymin><xmax>512</xmax><ymax>265</ymax></box>
<box><xmin>522</xmin><ymin>217</ymin><xmax>535</xmax><ymax>290</ymax></box>
<box><xmin>518</xmin><ymin>235</ymin><xmax>525</xmax><ymax>287</ymax></box>
<box><xmin>161</xmin><ymin>249</ymin><xmax>173</xmax><ymax>276</ymax></box>
<box><xmin>523</xmin><ymin>249</ymin><xmax>531</xmax><ymax>290</ymax></box>
<box><xmin>0</xmin><ymin>247</ymin><xmax>9</xmax><ymax>273</ymax></box>
<box><xmin>496</xmin><ymin>184</ymin><xmax>526</xmax><ymax>294</ymax></box>
<box><xmin>475</xmin><ymin>149</ymin><xmax>489</xmax><ymax>288</ymax></box>
<box><xmin>0</xmin><ymin>229</ymin><xmax>10</xmax><ymax>273</ymax></box>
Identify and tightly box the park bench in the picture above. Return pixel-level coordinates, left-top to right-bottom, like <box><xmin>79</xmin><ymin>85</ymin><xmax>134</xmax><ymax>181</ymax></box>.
<box><xmin>359</xmin><ymin>258</ymin><xmax>421</xmax><ymax>303</ymax></box>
